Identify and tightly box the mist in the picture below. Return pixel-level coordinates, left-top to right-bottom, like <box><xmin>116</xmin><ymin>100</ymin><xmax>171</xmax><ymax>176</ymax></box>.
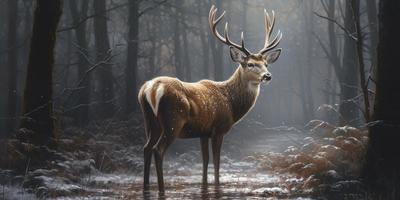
<box><xmin>1</xmin><ymin>0</ymin><xmax>396</xmax><ymax>199</ymax></box>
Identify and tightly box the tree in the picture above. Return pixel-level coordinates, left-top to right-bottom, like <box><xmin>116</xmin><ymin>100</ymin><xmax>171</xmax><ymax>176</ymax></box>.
<box><xmin>93</xmin><ymin>0</ymin><xmax>115</xmax><ymax>119</ymax></box>
<box><xmin>125</xmin><ymin>0</ymin><xmax>139</xmax><ymax>115</ymax></box>
<box><xmin>316</xmin><ymin>0</ymin><xmax>361</xmax><ymax>125</ymax></box>
<box><xmin>6</xmin><ymin>0</ymin><xmax>18</xmax><ymax>135</ymax></box>
<box><xmin>196</xmin><ymin>0</ymin><xmax>210</xmax><ymax>78</ymax></box>
<box><xmin>353</xmin><ymin>0</ymin><xmax>370</xmax><ymax>122</ymax></box>
<box><xmin>299</xmin><ymin>1</ymin><xmax>315</xmax><ymax>121</ymax></box>
<box><xmin>20</xmin><ymin>0</ymin><xmax>62</xmax><ymax>146</ymax></box>
<box><xmin>326</xmin><ymin>0</ymin><xmax>340</xmax><ymax>106</ymax></box>
<box><xmin>209</xmin><ymin>0</ymin><xmax>223</xmax><ymax>80</ymax></box>
<box><xmin>69</xmin><ymin>0</ymin><xmax>90</xmax><ymax>125</ymax></box>
<box><xmin>181</xmin><ymin>6</ymin><xmax>192</xmax><ymax>81</ymax></box>
<box><xmin>366</xmin><ymin>0</ymin><xmax>378</xmax><ymax>72</ymax></box>
<box><xmin>339</xmin><ymin>0</ymin><xmax>360</xmax><ymax>126</ymax></box>
<box><xmin>364</xmin><ymin>0</ymin><xmax>400</xmax><ymax>198</ymax></box>
<box><xmin>172</xmin><ymin>7</ymin><xmax>184</xmax><ymax>79</ymax></box>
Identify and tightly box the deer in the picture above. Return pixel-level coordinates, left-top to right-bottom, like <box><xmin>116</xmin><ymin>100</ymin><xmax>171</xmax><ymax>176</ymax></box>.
<box><xmin>138</xmin><ymin>5</ymin><xmax>282</xmax><ymax>192</ymax></box>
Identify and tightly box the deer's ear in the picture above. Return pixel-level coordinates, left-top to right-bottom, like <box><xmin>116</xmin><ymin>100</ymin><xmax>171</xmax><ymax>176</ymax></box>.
<box><xmin>262</xmin><ymin>48</ymin><xmax>282</xmax><ymax>64</ymax></box>
<box><xmin>230</xmin><ymin>46</ymin><xmax>247</xmax><ymax>63</ymax></box>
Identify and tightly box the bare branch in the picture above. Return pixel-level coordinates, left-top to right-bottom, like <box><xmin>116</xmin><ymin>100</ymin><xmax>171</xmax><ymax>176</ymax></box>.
<box><xmin>314</xmin><ymin>11</ymin><xmax>358</xmax><ymax>41</ymax></box>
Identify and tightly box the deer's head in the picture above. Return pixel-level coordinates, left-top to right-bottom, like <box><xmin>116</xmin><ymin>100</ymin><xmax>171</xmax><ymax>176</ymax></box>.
<box><xmin>209</xmin><ymin>5</ymin><xmax>282</xmax><ymax>84</ymax></box>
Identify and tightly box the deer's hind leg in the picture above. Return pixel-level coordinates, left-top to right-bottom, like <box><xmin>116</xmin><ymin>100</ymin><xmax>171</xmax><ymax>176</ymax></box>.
<box><xmin>143</xmin><ymin>132</ymin><xmax>158</xmax><ymax>190</ymax></box>
<box><xmin>153</xmin><ymin>114</ymin><xmax>185</xmax><ymax>192</ymax></box>
<box><xmin>142</xmin><ymin>105</ymin><xmax>161</xmax><ymax>190</ymax></box>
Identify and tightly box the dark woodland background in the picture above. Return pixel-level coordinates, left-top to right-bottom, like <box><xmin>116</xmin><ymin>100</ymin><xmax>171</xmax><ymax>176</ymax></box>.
<box><xmin>0</xmin><ymin>0</ymin><xmax>400</xmax><ymax>199</ymax></box>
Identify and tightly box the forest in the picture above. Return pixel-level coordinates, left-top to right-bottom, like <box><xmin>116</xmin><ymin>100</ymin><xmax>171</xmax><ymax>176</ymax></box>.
<box><xmin>0</xmin><ymin>0</ymin><xmax>399</xmax><ymax>199</ymax></box>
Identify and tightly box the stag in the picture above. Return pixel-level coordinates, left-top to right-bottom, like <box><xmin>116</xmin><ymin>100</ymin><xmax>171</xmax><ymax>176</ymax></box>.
<box><xmin>138</xmin><ymin>5</ymin><xmax>282</xmax><ymax>192</ymax></box>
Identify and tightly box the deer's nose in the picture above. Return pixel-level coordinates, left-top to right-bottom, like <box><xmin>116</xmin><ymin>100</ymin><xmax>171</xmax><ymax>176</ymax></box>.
<box><xmin>262</xmin><ymin>73</ymin><xmax>272</xmax><ymax>81</ymax></box>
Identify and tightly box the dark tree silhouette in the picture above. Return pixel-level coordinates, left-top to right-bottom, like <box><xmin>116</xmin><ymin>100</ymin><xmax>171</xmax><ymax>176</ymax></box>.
<box><xmin>93</xmin><ymin>0</ymin><xmax>115</xmax><ymax>119</ymax></box>
<box><xmin>366</xmin><ymin>0</ymin><xmax>378</xmax><ymax>71</ymax></box>
<box><xmin>182</xmin><ymin>19</ymin><xmax>192</xmax><ymax>81</ymax></box>
<box><xmin>125</xmin><ymin>0</ymin><xmax>139</xmax><ymax>115</ymax></box>
<box><xmin>172</xmin><ymin>7</ymin><xmax>184</xmax><ymax>80</ymax></box>
<box><xmin>339</xmin><ymin>0</ymin><xmax>360</xmax><ymax>126</ymax></box>
<box><xmin>6</xmin><ymin>0</ymin><xmax>18</xmax><ymax>136</ymax></box>
<box><xmin>196</xmin><ymin>0</ymin><xmax>210</xmax><ymax>78</ymax></box>
<box><xmin>20</xmin><ymin>0</ymin><xmax>62</xmax><ymax>146</ymax></box>
<box><xmin>69</xmin><ymin>0</ymin><xmax>90</xmax><ymax>125</ymax></box>
<box><xmin>364</xmin><ymin>0</ymin><xmax>400</xmax><ymax>198</ymax></box>
<box><xmin>210</xmin><ymin>0</ymin><xmax>223</xmax><ymax>81</ymax></box>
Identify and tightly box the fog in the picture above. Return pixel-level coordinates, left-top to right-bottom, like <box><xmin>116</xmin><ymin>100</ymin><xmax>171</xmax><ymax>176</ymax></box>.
<box><xmin>0</xmin><ymin>0</ymin><xmax>378</xmax><ymax>198</ymax></box>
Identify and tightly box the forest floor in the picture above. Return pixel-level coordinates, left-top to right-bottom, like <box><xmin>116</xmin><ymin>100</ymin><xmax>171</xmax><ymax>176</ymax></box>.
<box><xmin>0</xmin><ymin>117</ymin><xmax>368</xmax><ymax>199</ymax></box>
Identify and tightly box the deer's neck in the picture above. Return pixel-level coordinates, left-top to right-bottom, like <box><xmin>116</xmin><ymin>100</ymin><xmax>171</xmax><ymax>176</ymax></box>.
<box><xmin>221</xmin><ymin>67</ymin><xmax>260</xmax><ymax>122</ymax></box>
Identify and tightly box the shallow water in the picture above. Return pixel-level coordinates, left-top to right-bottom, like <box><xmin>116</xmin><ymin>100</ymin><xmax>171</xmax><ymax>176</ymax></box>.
<box><xmin>59</xmin><ymin>128</ymin><xmax>311</xmax><ymax>199</ymax></box>
<box><xmin>81</xmin><ymin>161</ymin><xmax>308</xmax><ymax>199</ymax></box>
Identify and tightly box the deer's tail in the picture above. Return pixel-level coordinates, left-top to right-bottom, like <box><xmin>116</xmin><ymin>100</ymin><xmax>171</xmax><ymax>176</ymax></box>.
<box><xmin>138</xmin><ymin>81</ymin><xmax>162</xmax><ymax>145</ymax></box>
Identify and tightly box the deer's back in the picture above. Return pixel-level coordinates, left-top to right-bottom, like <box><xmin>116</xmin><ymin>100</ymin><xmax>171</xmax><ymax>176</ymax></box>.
<box><xmin>139</xmin><ymin>77</ymin><xmax>235</xmax><ymax>138</ymax></box>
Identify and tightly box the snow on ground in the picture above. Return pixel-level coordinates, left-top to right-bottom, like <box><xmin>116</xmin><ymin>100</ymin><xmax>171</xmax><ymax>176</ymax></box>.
<box><xmin>1</xmin><ymin>125</ymin><xmax>317</xmax><ymax>199</ymax></box>
<box><xmin>1</xmin><ymin>185</ymin><xmax>37</xmax><ymax>200</ymax></box>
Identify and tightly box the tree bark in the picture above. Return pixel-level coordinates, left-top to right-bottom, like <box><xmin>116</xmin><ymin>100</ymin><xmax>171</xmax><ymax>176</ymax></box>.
<box><xmin>173</xmin><ymin>9</ymin><xmax>184</xmax><ymax>79</ymax></box>
<box><xmin>366</xmin><ymin>0</ymin><xmax>378</xmax><ymax>73</ymax></box>
<box><xmin>305</xmin><ymin>1</ymin><xmax>315</xmax><ymax>120</ymax></box>
<box><xmin>125</xmin><ymin>0</ymin><xmax>139</xmax><ymax>115</ymax></box>
<box><xmin>20</xmin><ymin>0</ymin><xmax>62</xmax><ymax>146</ymax></box>
<box><xmin>6</xmin><ymin>0</ymin><xmax>18</xmax><ymax>136</ymax></box>
<box><xmin>210</xmin><ymin>0</ymin><xmax>223</xmax><ymax>81</ymax></box>
<box><xmin>93</xmin><ymin>0</ymin><xmax>115</xmax><ymax>119</ymax></box>
<box><xmin>339</xmin><ymin>0</ymin><xmax>360</xmax><ymax>126</ymax></box>
<box><xmin>197</xmin><ymin>0</ymin><xmax>210</xmax><ymax>78</ymax></box>
<box><xmin>182</xmin><ymin>22</ymin><xmax>191</xmax><ymax>81</ymax></box>
<box><xmin>353</xmin><ymin>0</ymin><xmax>370</xmax><ymax>122</ymax></box>
<box><xmin>326</xmin><ymin>0</ymin><xmax>341</xmax><ymax>108</ymax></box>
<box><xmin>364</xmin><ymin>0</ymin><xmax>400</xmax><ymax>198</ymax></box>
<box><xmin>146</xmin><ymin>18</ymin><xmax>156</xmax><ymax>80</ymax></box>
<box><xmin>69</xmin><ymin>0</ymin><xmax>90</xmax><ymax>125</ymax></box>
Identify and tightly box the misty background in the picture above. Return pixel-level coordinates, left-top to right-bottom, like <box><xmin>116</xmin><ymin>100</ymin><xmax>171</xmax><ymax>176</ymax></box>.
<box><xmin>0</xmin><ymin>0</ymin><xmax>376</xmax><ymax>140</ymax></box>
<box><xmin>0</xmin><ymin>0</ymin><xmax>389</xmax><ymax>199</ymax></box>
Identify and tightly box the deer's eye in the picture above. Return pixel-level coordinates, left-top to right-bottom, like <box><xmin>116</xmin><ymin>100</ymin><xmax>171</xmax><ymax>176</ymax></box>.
<box><xmin>247</xmin><ymin>63</ymin><xmax>255</xmax><ymax>68</ymax></box>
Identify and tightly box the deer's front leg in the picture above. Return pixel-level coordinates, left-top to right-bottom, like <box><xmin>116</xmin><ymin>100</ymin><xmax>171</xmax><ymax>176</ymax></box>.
<box><xmin>212</xmin><ymin>134</ymin><xmax>223</xmax><ymax>185</ymax></box>
<box><xmin>200</xmin><ymin>137</ymin><xmax>209</xmax><ymax>185</ymax></box>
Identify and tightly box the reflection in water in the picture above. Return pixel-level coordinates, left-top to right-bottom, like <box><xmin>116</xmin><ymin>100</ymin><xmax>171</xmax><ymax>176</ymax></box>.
<box><xmin>94</xmin><ymin>160</ymin><xmax>306</xmax><ymax>199</ymax></box>
<box><xmin>50</xmin><ymin>131</ymin><xmax>314</xmax><ymax>199</ymax></box>
<box><xmin>141</xmin><ymin>182</ymin><xmax>283</xmax><ymax>199</ymax></box>
<box><xmin>143</xmin><ymin>183</ymin><xmax>242</xmax><ymax>200</ymax></box>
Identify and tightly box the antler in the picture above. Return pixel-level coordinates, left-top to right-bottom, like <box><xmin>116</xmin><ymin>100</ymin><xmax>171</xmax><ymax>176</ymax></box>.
<box><xmin>258</xmin><ymin>9</ymin><xmax>282</xmax><ymax>54</ymax></box>
<box><xmin>209</xmin><ymin>5</ymin><xmax>251</xmax><ymax>56</ymax></box>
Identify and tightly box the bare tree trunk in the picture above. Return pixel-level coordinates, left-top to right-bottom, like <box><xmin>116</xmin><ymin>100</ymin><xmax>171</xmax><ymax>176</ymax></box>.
<box><xmin>69</xmin><ymin>0</ymin><xmax>90</xmax><ymax>125</ymax></box>
<box><xmin>326</xmin><ymin>0</ymin><xmax>341</xmax><ymax>108</ymax></box>
<box><xmin>305</xmin><ymin>1</ymin><xmax>315</xmax><ymax>120</ymax></box>
<box><xmin>299</xmin><ymin>1</ymin><xmax>315</xmax><ymax>122</ymax></box>
<box><xmin>20</xmin><ymin>0</ymin><xmax>62</xmax><ymax>146</ymax></box>
<box><xmin>210</xmin><ymin>0</ymin><xmax>223</xmax><ymax>80</ymax></box>
<box><xmin>366</xmin><ymin>0</ymin><xmax>378</xmax><ymax>72</ymax></box>
<box><xmin>173</xmin><ymin>9</ymin><xmax>184</xmax><ymax>79</ymax></box>
<box><xmin>126</xmin><ymin>0</ymin><xmax>139</xmax><ymax>115</ymax></box>
<box><xmin>6</xmin><ymin>0</ymin><xmax>18</xmax><ymax>136</ymax></box>
<box><xmin>339</xmin><ymin>0</ymin><xmax>360</xmax><ymax>126</ymax></box>
<box><xmin>353</xmin><ymin>0</ymin><xmax>370</xmax><ymax>122</ymax></box>
<box><xmin>182</xmin><ymin>22</ymin><xmax>191</xmax><ymax>81</ymax></box>
<box><xmin>364</xmin><ymin>1</ymin><xmax>400</xmax><ymax>198</ymax></box>
<box><xmin>146</xmin><ymin>18</ymin><xmax>156</xmax><ymax>80</ymax></box>
<box><xmin>197</xmin><ymin>1</ymin><xmax>209</xmax><ymax>78</ymax></box>
<box><xmin>93</xmin><ymin>0</ymin><xmax>115</xmax><ymax>119</ymax></box>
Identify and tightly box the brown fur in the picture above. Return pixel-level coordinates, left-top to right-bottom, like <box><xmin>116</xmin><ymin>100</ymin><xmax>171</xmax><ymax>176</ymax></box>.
<box><xmin>139</xmin><ymin>5</ymin><xmax>282</xmax><ymax>192</ymax></box>
<box><xmin>139</xmin><ymin>64</ymin><xmax>266</xmax><ymax>191</ymax></box>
